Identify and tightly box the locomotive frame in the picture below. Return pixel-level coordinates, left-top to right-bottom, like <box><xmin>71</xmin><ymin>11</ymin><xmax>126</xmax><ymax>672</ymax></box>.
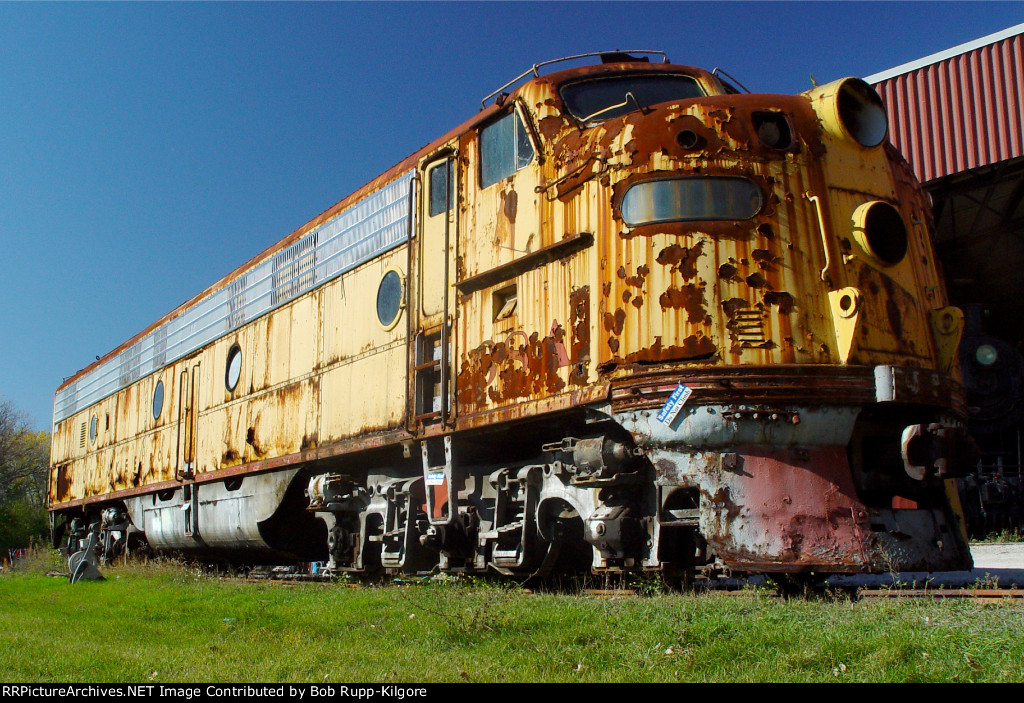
<box><xmin>49</xmin><ymin>51</ymin><xmax>975</xmax><ymax>581</ymax></box>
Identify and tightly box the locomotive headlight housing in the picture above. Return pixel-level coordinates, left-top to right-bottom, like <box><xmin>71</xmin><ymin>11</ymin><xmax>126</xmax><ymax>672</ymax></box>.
<box><xmin>806</xmin><ymin>77</ymin><xmax>888</xmax><ymax>148</ymax></box>
<box><xmin>836</xmin><ymin>79</ymin><xmax>887</xmax><ymax>147</ymax></box>
<box><xmin>976</xmin><ymin>344</ymin><xmax>999</xmax><ymax>367</ymax></box>
<box><xmin>851</xmin><ymin>200</ymin><xmax>908</xmax><ymax>266</ymax></box>
<box><xmin>753</xmin><ymin>111</ymin><xmax>793</xmax><ymax>150</ymax></box>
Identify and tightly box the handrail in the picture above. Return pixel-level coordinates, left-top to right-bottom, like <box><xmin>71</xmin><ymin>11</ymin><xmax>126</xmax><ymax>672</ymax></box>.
<box><xmin>804</xmin><ymin>192</ymin><xmax>833</xmax><ymax>284</ymax></box>
<box><xmin>481</xmin><ymin>50</ymin><xmax>668</xmax><ymax>108</ymax></box>
<box><xmin>711</xmin><ymin>67</ymin><xmax>752</xmax><ymax>94</ymax></box>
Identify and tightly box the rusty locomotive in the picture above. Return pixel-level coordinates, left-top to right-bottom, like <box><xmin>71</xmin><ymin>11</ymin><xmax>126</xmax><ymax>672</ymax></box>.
<box><xmin>50</xmin><ymin>51</ymin><xmax>976</xmax><ymax>582</ymax></box>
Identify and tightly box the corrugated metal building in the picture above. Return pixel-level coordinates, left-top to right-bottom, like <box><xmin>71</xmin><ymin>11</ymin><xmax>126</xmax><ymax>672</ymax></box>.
<box><xmin>866</xmin><ymin>23</ymin><xmax>1024</xmax><ymax>343</ymax></box>
<box><xmin>867</xmin><ymin>25</ymin><xmax>1024</xmax><ymax>181</ymax></box>
<box><xmin>866</xmin><ymin>23</ymin><xmax>1024</xmax><ymax>535</ymax></box>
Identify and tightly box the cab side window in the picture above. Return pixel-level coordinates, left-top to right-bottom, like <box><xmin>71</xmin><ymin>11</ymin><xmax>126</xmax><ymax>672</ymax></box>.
<box><xmin>428</xmin><ymin>161</ymin><xmax>452</xmax><ymax>217</ymax></box>
<box><xmin>479</xmin><ymin>109</ymin><xmax>534</xmax><ymax>188</ymax></box>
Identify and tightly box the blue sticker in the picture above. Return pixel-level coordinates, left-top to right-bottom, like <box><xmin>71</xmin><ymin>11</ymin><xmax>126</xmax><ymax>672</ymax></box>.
<box><xmin>656</xmin><ymin>384</ymin><xmax>692</xmax><ymax>426</ymax></box>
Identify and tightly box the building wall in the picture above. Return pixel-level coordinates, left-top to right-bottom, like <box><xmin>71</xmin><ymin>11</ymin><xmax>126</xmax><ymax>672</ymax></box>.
<box><xmin>868</xmin><ymin>27</ymin><xmax>1024</xmax><ymax>183</ymax></box>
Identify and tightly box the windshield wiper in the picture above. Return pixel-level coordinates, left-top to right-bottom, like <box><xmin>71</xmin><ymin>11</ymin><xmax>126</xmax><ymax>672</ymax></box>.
<box><xmin>579</xmin><ymin>91</ymin><xmax>647</xmax><ymax>122</ymax></box>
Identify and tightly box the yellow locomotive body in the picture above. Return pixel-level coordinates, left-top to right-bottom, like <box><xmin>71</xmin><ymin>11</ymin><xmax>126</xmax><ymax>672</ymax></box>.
<box><xmin>49</xmin><ymin>53</ymin><xmax>973</xmax><ymax>578</ymax></box>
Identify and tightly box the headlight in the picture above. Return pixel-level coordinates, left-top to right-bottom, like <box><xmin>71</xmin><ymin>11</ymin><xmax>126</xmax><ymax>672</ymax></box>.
<box><xmin>804</xmin><ymin>77</ymin><xmax>888</xmax><ymax>148</ymax></box>
<box><xmin>851</xmin><ymin>201</ymin><xmax>907</xmax><ymax>265</ymax></box>
<box><xmin>837</xmin><ymin>78</ymin><xmax>887</xmax><ymax>147</ymax></box>
<box><xmin>753</xmin><ymin>111</ymin><xmax>793</xmax><ymax>150</ymax></box>
<box><xmin>976</xmin><ymin>344</ymin><xmax>999</xmax><ymax>367</ymax></box>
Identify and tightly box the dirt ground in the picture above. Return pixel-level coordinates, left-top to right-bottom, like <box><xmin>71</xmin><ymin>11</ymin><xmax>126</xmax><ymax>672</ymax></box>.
<box><xmin>969</xmin><ymin>543</ymin><xmax>1024</xmax><ymax>574</ymax></box>
<box><xmin>725</xmin><ymin>543</ymin><xmax>1024</xmax><ymax>590</ymax></box>
<box><xmin>820</xmin><ymin>542</ymin><xmax>1024</xmax><ymax>589</ymax></box>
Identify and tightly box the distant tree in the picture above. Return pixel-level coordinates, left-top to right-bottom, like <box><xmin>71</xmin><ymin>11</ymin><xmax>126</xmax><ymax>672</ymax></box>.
<box><xmin>0</xmin><ymin>400</ymin><xmax>51</xmax><ymax>552</ymax></box>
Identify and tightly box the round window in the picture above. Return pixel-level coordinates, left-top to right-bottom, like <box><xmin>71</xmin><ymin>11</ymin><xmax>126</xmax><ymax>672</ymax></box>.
<box><xmin>376</xmin><ymin>270</ymin><xmax>404</xmax><ymax>329</ymax></box>
<box><xmin>226</xmin><ymin>344</ymin><xmax>242</xmax><ymax>391</ymax></box>
<box><xmin>89</xmin><ymin>415</ymin><xmax>98</xmax><ymax>444</ymax></box>
<box><xmin>152</xmin><ymin>379</ymin><xmax>164</xmax><ymax>420</ymax></box>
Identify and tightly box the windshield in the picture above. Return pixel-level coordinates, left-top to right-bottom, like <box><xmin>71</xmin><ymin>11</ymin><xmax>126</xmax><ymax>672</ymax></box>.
<box><xmin>560</xmin><ymin>74</ymin><xmax>704</xmax><ymax>123</ymax></box>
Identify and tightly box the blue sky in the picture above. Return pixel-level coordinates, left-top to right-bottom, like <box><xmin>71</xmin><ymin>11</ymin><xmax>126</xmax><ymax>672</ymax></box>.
<box><xmin>1</xmin><ymin>1</ymin><xmax>1022</xmax><ymax>430</ymax></box>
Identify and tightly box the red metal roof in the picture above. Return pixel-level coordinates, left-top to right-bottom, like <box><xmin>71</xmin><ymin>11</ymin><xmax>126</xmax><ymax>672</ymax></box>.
<box><xmin>866</xmin><ymin>24</ymin><xmax>1024</xmax><ymax>183</ymax></box>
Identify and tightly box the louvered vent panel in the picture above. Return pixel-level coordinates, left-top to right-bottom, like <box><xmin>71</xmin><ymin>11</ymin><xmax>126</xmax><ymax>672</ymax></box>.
<box><xmin>53</xmin><ymin>170</ymin><xmax>413</xmax><ymax>423</ymax></box>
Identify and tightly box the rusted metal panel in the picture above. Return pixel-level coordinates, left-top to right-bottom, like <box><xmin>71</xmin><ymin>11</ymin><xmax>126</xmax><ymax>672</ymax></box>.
<box><xmin>319</xmin><ymin>248</ymin><xmax>409</xmax><ymax>443</ymax></box>
<box><xmin>609</xmin><ymin>365</ymin><xmax>878</xmax><ymax>413</ymax></box>
<box><xmin>50</xmin><ymin>369</ymin><xmax>180</xmax><ymax>506</ymax></box>
<box><xmin>48</xmin><ymin>425</ymin><xmax>417</xmax><ymax>512</ymax></box>
<box><xmin>868</xmin><ymin>28</ymin><xmax>1024</xmax><ymax>182</ymax></box>
<box><xmin>320</xmin><ymin>348</ymin><xmax>406</xmax><ymax>441</ymax></box>
<box><xmin>454</xmin><ymin>250</ymin><xmax>596</xmax><ymax>415</ymax></box>
<box><xmin>698</xmin><ymin>446</ymin><xmax>873</xmax><ymax>571</ymax></box>
<box><xmin>454</xmin><ymin>384</ymin><xmax>610</xmax><ymax>432</ymax></box>
<box><xmin>688</xmin><ymin>445</ymin><xmax>968</xmax><ymax>573</ymax></box>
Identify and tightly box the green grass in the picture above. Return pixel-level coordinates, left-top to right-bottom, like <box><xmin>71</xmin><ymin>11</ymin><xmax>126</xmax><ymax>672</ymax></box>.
<box><xmin>975</xmin><ymin>529</ymin><xmax>1024</xmax><ymax>543</ymax></box>
<box><xmin>1</xmin><ymin>552</ymin><xmax>1023</xmax><ymax>683</ymax></box>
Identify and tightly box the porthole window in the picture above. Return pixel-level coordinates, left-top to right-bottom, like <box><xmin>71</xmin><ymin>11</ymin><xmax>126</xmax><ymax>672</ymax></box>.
<box><xmin>376</xmin><ymin>269</ymin><xmax>405</xmax><ymax>329</ymax></box>
<box><xmin>152</xmin><ymin>379</ymin><xmax>164</xmax><ymax>420</ymax></box>
<box><xmin>225</xmin><ymin>344</ymin><xmax>242</xmax><ymax>392</ymax></box>
<box><xmin>89</xmin><ymin>415</ymin><xmax>98</xmax><ymax>444</ymax></box>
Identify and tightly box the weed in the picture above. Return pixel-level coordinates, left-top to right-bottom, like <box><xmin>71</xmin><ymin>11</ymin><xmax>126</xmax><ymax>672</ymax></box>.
<box><xmin>625</xmin><ymin>571</ymin><xmax>667</xmax><ymax>596</ymax></box>
<box><xmin>6</xmin><ymin>547</ymin><xmax>65</xmax><ymax>576</ymax></box>
<box><xmin>970</xmin><ymin>572</ymin><xmax>1000</xmax><ymax>590</ymax></box>
<box><xmin>410</xmin><ymin>580</ymin><xmax>518</xmax><ymax>640</ymax></box>
<box><xmin>977</xmin><ymin>529</ymin><xmax>1024</xmax><ymax>544</ymax></box>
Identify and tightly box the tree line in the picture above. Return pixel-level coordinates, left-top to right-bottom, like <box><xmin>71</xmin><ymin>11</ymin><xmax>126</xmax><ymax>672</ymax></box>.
<box><xmin>0</xmin><ymin>399</ymin><xmax>50</xmax><ymax>553</ymax></box>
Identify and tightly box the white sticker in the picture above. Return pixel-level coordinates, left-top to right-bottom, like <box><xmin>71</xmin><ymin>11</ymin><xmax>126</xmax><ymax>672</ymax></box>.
<box><xmin>426</xmin><ymin>471</ymin><xmax>446</xmax><ymax>486</ymax></box>
<box><xmin>656</xmin><ymin>383</ymin><xmax>692</xmax><ymax>426</ymax></box>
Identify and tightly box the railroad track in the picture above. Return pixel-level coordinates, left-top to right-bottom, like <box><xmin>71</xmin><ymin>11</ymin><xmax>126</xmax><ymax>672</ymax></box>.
<box><xmin>49</xmin><ymin>564</ymin><xmax>1024</xmax><ymax>599</ymax></box>
<box><xmin>240</xmin><ymin>574</ymin><xmax>1024</xmax><ymax>600</ymax></box>
<box><xmin>856</xmin><ymin>588</ymin><xmax>1024</xmax><ymax>600</ymax></box>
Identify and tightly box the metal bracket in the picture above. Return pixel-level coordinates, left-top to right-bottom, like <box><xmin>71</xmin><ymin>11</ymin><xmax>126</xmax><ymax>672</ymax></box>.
<box><xmin>69</xmin><ymin>529</ymin><xmax>104</xmax><ymax>584</ymax></box>
<box><xmin>422</xmin><ymin>435</ymin><xmax>455</xmax><ymax>526</ymax></box>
